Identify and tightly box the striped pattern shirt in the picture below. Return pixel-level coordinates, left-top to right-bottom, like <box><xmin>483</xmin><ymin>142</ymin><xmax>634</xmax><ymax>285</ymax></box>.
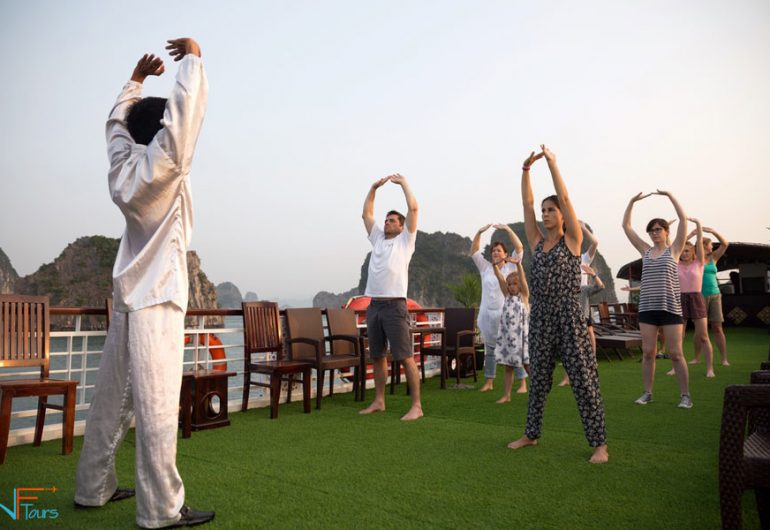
<box><xmin>639</xmin><ymin>246</ymin><xmax>682</xmax><ymax>315</ymax></box>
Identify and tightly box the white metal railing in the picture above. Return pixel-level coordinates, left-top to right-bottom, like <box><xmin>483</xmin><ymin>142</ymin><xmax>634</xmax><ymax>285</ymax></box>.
<box><xmin>4</xmin><ymin>308</ymin><xmax>445</xmax><ymax>448</ymax></box>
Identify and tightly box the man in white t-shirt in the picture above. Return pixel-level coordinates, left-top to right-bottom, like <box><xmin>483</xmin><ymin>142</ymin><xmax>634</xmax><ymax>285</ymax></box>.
<box><xmin>359</xmin><ymin>173</ymin><xmax>423</xmax><ymax>421</ymax></box>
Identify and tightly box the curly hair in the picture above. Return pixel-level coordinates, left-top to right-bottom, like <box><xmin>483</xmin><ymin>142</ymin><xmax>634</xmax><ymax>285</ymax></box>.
<box><xmin>126</xmin><ymin>97</ymin><xmax>167</xmax><ymax>145</ymax></box>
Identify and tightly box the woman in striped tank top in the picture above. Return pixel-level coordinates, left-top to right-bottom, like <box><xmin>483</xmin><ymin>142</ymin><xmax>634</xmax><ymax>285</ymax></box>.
<box><xmin>622</xmin><ymin>191</ymin><xmax>693</xmax><ymax>409</ymax></box>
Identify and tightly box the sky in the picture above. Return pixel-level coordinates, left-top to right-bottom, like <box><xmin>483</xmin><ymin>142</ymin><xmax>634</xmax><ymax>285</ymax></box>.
<box><xmin>1</xmin><ymin>0</ymin><xmax>769</xmax><ymax>307</ymax></box>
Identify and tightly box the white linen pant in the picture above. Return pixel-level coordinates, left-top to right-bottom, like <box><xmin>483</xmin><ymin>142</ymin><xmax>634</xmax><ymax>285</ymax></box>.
<box><xmin>75</xmin><ymin>302</ymin><xmax>185</xmax><ymax>528</ymax></box>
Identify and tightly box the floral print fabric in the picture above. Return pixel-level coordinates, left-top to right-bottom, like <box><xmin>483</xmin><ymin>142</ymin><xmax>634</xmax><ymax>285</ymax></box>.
<box><xmin>494</xmin><ymin>295</ymin><xmax>529</xmax><ymax>368</ymax></box>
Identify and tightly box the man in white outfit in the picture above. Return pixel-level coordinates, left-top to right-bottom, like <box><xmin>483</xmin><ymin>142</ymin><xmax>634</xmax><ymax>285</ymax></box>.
<box><xmin>74</xmin><ymin>38</ymin><xmax>213</xmax><ymax>529</ymax></box>
<box><xmin>359</xmin><ymin>174</ymin><xmax>423</xmax><ymax>421</ymax></box>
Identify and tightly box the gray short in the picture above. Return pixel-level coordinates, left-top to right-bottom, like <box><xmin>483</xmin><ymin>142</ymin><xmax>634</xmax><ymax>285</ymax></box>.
<box><xmin>366</xmin><ymin>298</ymin><xmax>412</xmax><ymax>361</ymax></box>
<box><xmin>704</xmin><ymin>294</ymin><xmax>724</xmax><ymax>323</ymax></box>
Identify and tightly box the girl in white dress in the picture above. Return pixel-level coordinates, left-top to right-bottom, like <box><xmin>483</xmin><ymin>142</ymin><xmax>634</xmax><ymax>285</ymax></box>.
<box><xmin>493</xmin><ymin>256</ymin><xmax>530</xmax><ymax>403</ymax></box>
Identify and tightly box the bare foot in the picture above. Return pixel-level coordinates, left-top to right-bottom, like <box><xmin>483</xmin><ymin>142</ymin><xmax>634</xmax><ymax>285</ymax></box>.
<box><xmin>479</xmin><ymin>381</ymin><xmax>494</xmax><ymax>392</ymax></box>
<box><xmin>507</xmin><ymin>436</ymin><xmax>538</xmax><ymax>450</ymax></box>
<box><xmin>516</xmin><ymin>383</ymin><xmax>528</xmax><ymax>394</ymax></box>
<box><xmin>400</xmin><ymin>406</ymin><xmax>423</xmax><ymax>421</ymax></box>
<box><xmin>666</xmin><ymin>369</ymin><xmax>675</xmax><ymax>376</ymax></box>
<box><xmin>496</xmin><ymin>396</ymin><xmax>511</xmax><ymax>404</ymax></box>
<box><xmin>359</xmin><ymin>402</ymin><xmax>385</xmax><ymax>415</ymax></box>
<box><xmin>688</xmin><ymin>359</ymin><xmax>701</xmax><ymax>365</ymax></box>
<box><xmin>589</xmin><ymin>445</ymin><xmax>609</xmax><ymax>464</ymax></box>
<box><xmin>722</xmin><ymin>360</ymin><xmax>730</xmax><ymax>367</ymax></box>
<box><xmin>706</xmin><ymin>371</ymin><xmax>716</xmax><ymax>378</ymax></box>
<box><xmin>558</xmin><ymin>377</ymin><xmax>569</xmax><ymax>387</ymax></box>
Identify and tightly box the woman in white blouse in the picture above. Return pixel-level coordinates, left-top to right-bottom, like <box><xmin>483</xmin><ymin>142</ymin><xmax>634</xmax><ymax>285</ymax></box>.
<box><xmin>471</xmin><ymin>223</ymin><xmax>525</xmax><ymax>393</ymax></box>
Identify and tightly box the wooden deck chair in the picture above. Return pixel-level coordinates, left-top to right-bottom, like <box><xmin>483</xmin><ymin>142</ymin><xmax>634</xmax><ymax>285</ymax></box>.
<box><xmin>324</xmin><ymin>308</ymin><xmax>365</xmax><ymax>401</ymax></box>
<box><xmin>285</xmin><ymin>308</ymin><xmax>361</xmax><ymax>410</ymax></box>
<box><xmin>0</xmin><ymin>295</ymin><xmax>78</xmax><ymax>464</ymax></box>
<box><xmin>241</xmin><ymin>302</ymin><xmax>311</xmax><ymax>419</ymax></box>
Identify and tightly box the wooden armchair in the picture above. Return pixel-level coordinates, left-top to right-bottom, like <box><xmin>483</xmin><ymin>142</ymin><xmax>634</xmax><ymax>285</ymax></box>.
<box><xmin>416</xmin><ymin>307</ymin><xmax>477</xmax><ymax>389</ymax></box>
<box><xmin>324</xmin><ymin>308</ymin><xmax>365</xmax><ymax>401</ymax></box>
<box><xmin>0</xmin><ymin>295</ymin><xmax>78</xmax><ymax>464</ymax></box>
<box><xmin>241</xmin><ymin>302</ymin><xmax>311</xmax><ymax>419</ymax></box>
<box><xmin>718</xmin><ymin>371</ymin><xmax>770</xmax><ymax>529</ymax></box>
<box><xmin>285</xmin><ymin>308</ymin><xmax>362</xmax><ymax>410</ymax></box>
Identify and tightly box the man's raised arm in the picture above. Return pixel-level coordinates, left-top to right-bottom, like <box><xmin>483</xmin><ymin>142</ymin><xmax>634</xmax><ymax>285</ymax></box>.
<box><xmin>390</xmin><ymin>173</ymin><xmax>418</xmax><ymax>233</ymax></box>
<box><xmin>107</xmin><ymin>54</ymin><xmax>166</xmax><ymax>168</ymax></box>
<box><xmin>363</xmin><ymin>176</ymin><xmax>390</xmax><ymax>235</ymax></box>
<box><xmin>154</xmin><ymin>37</ymin><xmax>208</xmax><ymax>172</ymax></box>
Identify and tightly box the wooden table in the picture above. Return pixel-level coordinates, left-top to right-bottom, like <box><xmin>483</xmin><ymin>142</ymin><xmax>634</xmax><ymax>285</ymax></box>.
<box><xmin>180</xmin><ymin>369</ymin><xmax>236</xmax><ymax>438</ymax></box>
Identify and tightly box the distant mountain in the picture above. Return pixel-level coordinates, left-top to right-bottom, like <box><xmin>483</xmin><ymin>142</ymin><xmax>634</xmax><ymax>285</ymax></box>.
<box><xmin>216</xmin><ymin>281</ymin><xmax>243</xmax><ymax>308</ymax></box>
<box><xmin>243</xmin><ymin>291</ymin><xmax>259</xmax><ymax>302</ymax></box>
<box><xmin>0</xmin><ymin>247</ymin><xmax>20</xmax><ymax>294</ymax></box>
<box><xmin>12</xmin><ymin>236</ymin><xmax>220</xmax><ymax>310</ymax></box>
<box><xmin>313</xmin><ymin>286</ymin><xmax>359</xmax><ymax>309</ymax></box>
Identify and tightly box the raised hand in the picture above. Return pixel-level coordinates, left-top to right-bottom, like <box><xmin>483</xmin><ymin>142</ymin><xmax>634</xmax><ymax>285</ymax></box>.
<box><xmin>522</xmin><ymin>151</ymin><xmax>544</xmax><ymax>170</ymax></box>
<box><xmin>165</xmin><ymin>38</ymin><xmax>202</xmax><ymax>61</ymax></box>
<box><xmin>478</xmin><ymin>224</ymin><xmax>492</xmax><ymax>233</ymax></box>
<box><xmin>388</xmin><ymin>173</ymin><xmax>407</xmax><ymax>186</ymax></box>
<box><xmin>131</xmin><ymin>54</ymin><xmax>165</xmax><ymax>83</ymax></box>
<box><xmin>506</xmin><ymin>255</ymin><xmax>522</xmax><ymax>265</ymax></box>
<box><xmin>630</xmin><ymin>192</ymin><xmax>652</xmax><ymax>203</ymax></box>
<box><xmin>493</xmin><ymin>223</ymin><xmax>511</xmax><ymax>231</ymax></box>
<box><xmin>654</xmin><ymin>189</ymin><xmax>672</xmax><ymax>197</ymax></box>
<box><xmin>540</xmin><ymin>144</ymin><xmax>556</xmax><ymax>162</ymax></box>
<box><xmin>688</xmin><ymin>217</ymin><xmax>701</xmax><ymax>225</ymax></box>
<box><xmin>372</xmin><ymin>176</ymin><xmax>391</xmax><ymax>189</ymax></box>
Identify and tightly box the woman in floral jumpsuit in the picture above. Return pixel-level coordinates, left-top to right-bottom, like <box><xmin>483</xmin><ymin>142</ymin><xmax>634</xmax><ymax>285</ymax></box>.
<box><xmin>507</xmin><ymin>145</ymin><xmax>608</xmax><ymax>464</ymax></box>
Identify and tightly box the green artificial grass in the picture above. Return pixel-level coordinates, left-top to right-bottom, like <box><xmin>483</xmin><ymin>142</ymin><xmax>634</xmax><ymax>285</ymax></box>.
<box><xmin>1</xmin><ymin>328</ymin><xmax>768</xmax><ymax>529</ymax></box>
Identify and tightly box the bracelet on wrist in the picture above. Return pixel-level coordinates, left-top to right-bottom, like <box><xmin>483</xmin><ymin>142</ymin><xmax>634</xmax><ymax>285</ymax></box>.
<box><xmin>522</xmin><ymin>166</ymin><xmax>531</xmax><ymax>171</ymax></box>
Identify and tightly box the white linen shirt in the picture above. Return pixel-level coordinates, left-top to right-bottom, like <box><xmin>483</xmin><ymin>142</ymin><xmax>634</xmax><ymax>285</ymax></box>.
<box><xmin>364</xmin><ymin>225</ymin><xmax>416</xmax><ymax>299</ymax></box>
<box><xmin>580</xmin><ymin>250</ymin><xmax>593</xmax><ymax>286</ymax></box>
<box><xmin>472</xmin><ymin>250</ymin><xmax>517</xmax><ymax>344</ymax></box>
<box><xmin>107</xmin><ymin>55</ymin><xmax>208</xmax><ymax>312</ymax></box>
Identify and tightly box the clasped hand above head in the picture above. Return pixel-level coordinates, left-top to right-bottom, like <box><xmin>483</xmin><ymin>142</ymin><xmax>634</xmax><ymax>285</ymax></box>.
<box><xmin>630</xmin><ymin>189</ymin><xmax>676</xmax><ymax>203</ymax></box>
<box><xmin>630</xmin><ymin>192</ymin><xmax>653</xmax><ymax>203</ymax></box>
<box><xmin>372</xmin><ymin>173</ymin><xmax>408</xmax><ymax>189</ymax></box>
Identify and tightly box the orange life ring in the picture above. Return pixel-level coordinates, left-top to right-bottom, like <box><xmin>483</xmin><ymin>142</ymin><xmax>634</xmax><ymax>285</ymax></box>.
<box><xmin>184</xmin><ymin>333</ymin><xmax>227</xmax><ymax>371</ymax></box>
